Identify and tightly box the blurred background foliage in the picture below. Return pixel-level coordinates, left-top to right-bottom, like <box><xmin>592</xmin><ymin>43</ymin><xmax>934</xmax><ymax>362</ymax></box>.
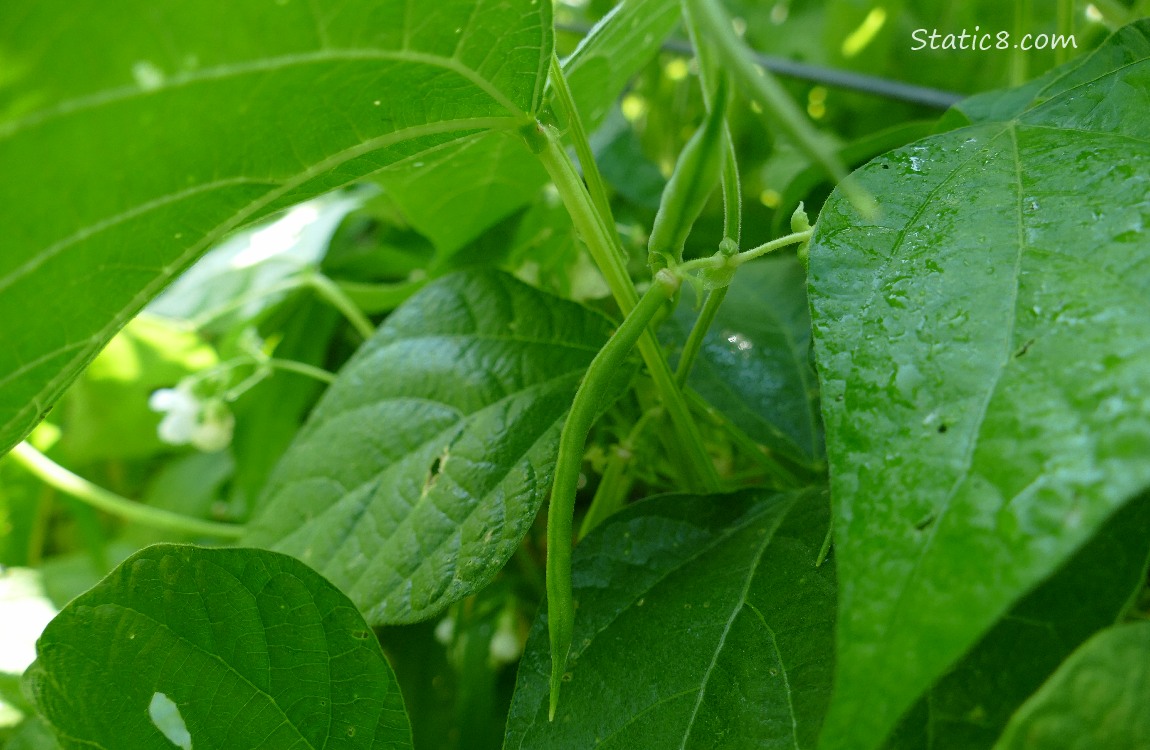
<box><xmin>1</xmin><ymin>0</ymin><xmax>1144</xmax><ymax>747</ymax></box>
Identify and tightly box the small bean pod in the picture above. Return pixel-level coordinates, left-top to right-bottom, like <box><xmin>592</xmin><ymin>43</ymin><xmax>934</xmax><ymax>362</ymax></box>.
<box><xmin>547</xmin><ymin>270</ymin><xmax>681</xmax><ymax>720</ymax></box>
<box><xmin>647</xmin><ymin>80</ymin><xmax>728</xmax><ymax>271</ymax></box>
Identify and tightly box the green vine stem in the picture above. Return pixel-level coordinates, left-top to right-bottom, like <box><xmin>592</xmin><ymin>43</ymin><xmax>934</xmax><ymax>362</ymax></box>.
<box><xmin>305</xmin><ymin>271</ymin><xmax>376</xmax><ymax>340</ymax></box>
<box><xmin>531</xmin><ymin>123</ymin><xmax>720</xmax><ymax>493</ymax></box>
<box><xmin>675</xmin><ymin>287</ymin><xmax>727</xmax><ymax>386</ymax></box>
<box><xmin>547</xmin><ymin>270</ymin><xmax>681</xmax><ymax>720</ymax></box>
<box><xmin>8</xmin><ymin>442</ymin><xmax>246</xmax><ymax>539</ymax></box>
<box><xmin>548</xmin><ymin>54</ymin><xmax>620</xmax><ymax>242</ymax></box>
<box><xmin>677</xmin><ymin>227</ymin><xmax>813</xmax><ymax>274</ymax></box>
<box><xmin>682</xmin><ymin>0</ymin><xmax>741</xmax><ymax>247</ymax></box>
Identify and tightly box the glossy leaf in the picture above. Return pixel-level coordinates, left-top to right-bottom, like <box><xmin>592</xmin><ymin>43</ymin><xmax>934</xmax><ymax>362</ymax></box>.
<box><xmin>884</xmin><ymin>492</ymin><xmax>1150</xmax><ymax>749</ymax></box>
<box><xmin>669</xmin><ymin>255</ymin><xmax>822</xmax><ymax>462</ymax></box>
<box><xmin>24</xmin><ymin>544</ymin><xmax>413</xmax><ymax>749</ymax></box>
<box><xmin>993</xmin><ymin>622</ymin><xmax>1150</xmax><ymax>749</ymax></box>
<box><xmin>244</xmin><ymin>271</ymin><xmax>629</xmax><ymax>624</ymax></box>
<box><xmin>0</xmin><ymin>0</ymin><xmax>553</xmax><ymax>455</ymax></box>
<box><xmin>505</xmin><ymin>488</ymin><xmax>836</xmax><ymax>748</ymax></box>
<box><xmin>809</xmin><ymin>20</ymin><xmax>1150</xmax><ymax>750</ymax></box>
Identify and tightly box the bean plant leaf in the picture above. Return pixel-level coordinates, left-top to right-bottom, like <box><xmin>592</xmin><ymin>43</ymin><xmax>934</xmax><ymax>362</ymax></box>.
<box><xmin>373</xmin><ymin>131</ymin><xmax>547</xmax><ymax>258</ymax></box>
<box><xmin>0</xmin><ymin>0</ymin><xmax>553</xmax><ymax>456</ymax></box>
<box><xmin>884</xmin><ymin>492</ymin><xmax>1150</xmax><ymax>749</ymax></box>
<box><xmin>669</xmin><ymin>255</ymin><xmax>823</xmax><ymax>463</ymax></box>
<box><xmin>562</xmin><ymin>0</ymin><xmax>682</xmax><ymax>131</ymax></box>
<box><xmin>808</xmin><ymin>20</ymin><xmax>1150</xmax><ymax>750</ymax></box>
<box><xmin>244</xmin><ymin>271</ymin><xmax>630</xmax><ymax>624</ymax></box>
<box><xmin>372</xmin><ymin>0</ymin><xmax>683</xmax><ymax>259</ymax></box>
<box><xmin>504</xmin><ymin>488</ymin><xmax>836</xmax><ymax>748</ymax></box>
<box><xmin>993</xmin><ymin>622</ymin><xmax>1150</xmax><ymax>749</ymax></box>
<box><xmin>24</xmin><ymin>544</ymin><xmax>413</xmax><ymax>749</ymax></box>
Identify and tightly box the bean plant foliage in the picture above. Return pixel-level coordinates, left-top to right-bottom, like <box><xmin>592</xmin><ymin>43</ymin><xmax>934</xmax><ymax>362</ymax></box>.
<box><xmin>1</xmin><ymin>1</ymin><xmax>1148</xmax><ymax>749</ymax></box>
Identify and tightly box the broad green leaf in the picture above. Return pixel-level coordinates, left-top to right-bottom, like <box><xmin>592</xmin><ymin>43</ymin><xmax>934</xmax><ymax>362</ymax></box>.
<box><xmin>993</xmin><ymin>622</ymin><xmax>1150</xmax><ymax>750</ymax></box>
<box><xmin>884</xmin><ymin>492</ymin><xmax>1150</xmax><ymax>749</ymax></box>
<box><xmin>375</xmin><ymin>0</ymin><xmax>682</xmax><ymax>259</ymax></box>
<box><xmin>669</xmin><ymin>256</ymin><xmax>823</xmax><ymax>463</ymax></box>
<box><xmin>944</xmin><ymin>21</ymin><xmax>1150</xmax><ymax>128</ymax></box>
<box><xmin>374</xmin><ymin>130</ymin><xmax>548</xmax><ymax>257</ymax></box>
<box><xmin>504</xmin><ymin>488</ymin><xmax>836</xmax><ymax>748</ymax></box>
<box><xmin>25</xmin><ymin>544</ymin><xmax>413</xmax><ymax>750</ymax></box>
<box><xmin>563</xmin><ymin>0</ymin><xmax>682</xmax><ymax>130</ymax></box>
<box><xmin>244</xmin><ymin>271</ymin><xmax>630</xmax><ymax>624</ymax></box>
<box><xmin>809</xmin><ymin>20</ymin><xmax>1150</xmax><ymax>750</ymax></box>
<box><xmin>0</xmin><ymin>0</ymin><xmax>553</xmax><ymax>456</ymax></box>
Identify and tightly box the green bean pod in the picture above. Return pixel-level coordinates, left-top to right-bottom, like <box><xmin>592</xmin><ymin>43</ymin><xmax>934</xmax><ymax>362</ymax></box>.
<box><xmin>647</xmin><ymin>80</ymin><xmax>728</xmax><ymax>271</ymax></box>
<box><xmin>547</xmin><ymin>270</ymin><xmax>681</xmax><ymax>720</ymax></box>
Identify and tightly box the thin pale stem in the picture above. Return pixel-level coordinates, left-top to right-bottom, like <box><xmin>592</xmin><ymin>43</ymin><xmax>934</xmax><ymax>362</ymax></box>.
<box><xmin>9</xmin><ymin>443</ymin><xmax>246</xmax><ymax>539</ymax></box>
<box><xmin>549</xmin><ymin>54</ymin><xmax>619</xmax><ymax>240</ymax></box>
<box><xmin>306</xmin><ymin>272</ymin><xmax>376</xmax><ymax>340</ymax></box>
<box><xmin>677</xmin><ymin>228</ymin><xmax>813</xmax><ymax>274</ymax></box>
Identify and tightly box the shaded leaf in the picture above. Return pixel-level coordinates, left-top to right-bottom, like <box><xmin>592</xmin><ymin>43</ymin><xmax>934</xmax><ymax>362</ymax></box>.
<box><xmin>505</xmin><ymin>488</ymin><xmax>835</xmax><ymax>748</ymax></box>
<box><xmin>25</xmin><ymin>544</ymin><xmax>413</xmax><ymax>749</ymax></box>
<box><xmin>669</xmin><ymin>255</ymin><xmax>822</xmax><ymax>462</ymax></box>
<box><xmin>993</xmin><ymin>622</ymin><xmax>1150</xmax><ymax>750</ymax></box>
<box><xmin>884</xmin><ymin>492</ymin><xmax>1150</xmax><ymax>749</ymax></box>
<box><xmin>0</xmin><ymin>0</ymin><xmax>553</xmax><ymax>455</ymax></box>
<box><xmin>244</xmin><ymin>271</ymin><xmax>629</xmax><ymax>624</ymax></box>
<box><xmin>809</xmin><ymin>20</ymin><xmax>1150</xmax><ymax>750</ymax></box>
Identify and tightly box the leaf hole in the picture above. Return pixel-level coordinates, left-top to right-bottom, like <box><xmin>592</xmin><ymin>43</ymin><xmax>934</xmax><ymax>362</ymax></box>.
<box><xmin>423</xmin><ymin>447</ymin><xmax>450</xmax><ymax>493</ymax></box>
<box><xmin>937</xmin><ymin>424</ymin><xmax>948</xmax><ymax>434</ymax></box>
<box><xmin>1013</xmin><ymin>338</ymin><xmax>1035</xmax><ymax>358</ymax></box>
<box><xmin>914</xmin><ymin>513</ymin><xmax>937</xmax><ymax>531</ymax></box>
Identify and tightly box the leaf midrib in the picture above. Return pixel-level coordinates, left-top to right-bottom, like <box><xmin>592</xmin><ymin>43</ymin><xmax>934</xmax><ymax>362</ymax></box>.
<box><xmin>679</xmin><ymin>499</ymin><xmax>796</xmax><ymax>750</ymax></box>
<box><xmin>840</xmin><ymin>123</ymin><xmax>1031</xmax><ymax>737</ymax></box>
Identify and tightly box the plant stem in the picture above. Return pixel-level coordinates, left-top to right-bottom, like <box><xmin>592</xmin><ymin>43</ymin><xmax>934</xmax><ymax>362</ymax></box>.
<box><xmin>305</xmin><ymin>272</ymin><xmax>376</xmax><ymax>340</ymax></box>
<box><xmin>548</xmin><ymin>271</ymin><xmax>680</xmax><ymax>721</ymax></box>
<box><xmin>533</xmin><ymin>125</ymin><xmax>720</xmax><ymax>493</ymax></box>
<box><xmin>265</xmin><ymin>358</ymin><xmax>337</xmax><ymax>384</ymax></box>
<box><xmin>675</xmin><ymin>286</ymin><xmax>727</xmax><ymax>386</ymax></box>
<box><xmin>549</xmin><ymin>54</ymin><xmax>619</xmax><ymax>241</ymax></box>
<box><xmin>8</xmin><ymin>442</ymin><xmax>246</xmax><ymax>539</ymax></box>
<box><xmin>677</xmin><ymin>228</ymin><xmax>813</xmax><ymax>274</ymax></box>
